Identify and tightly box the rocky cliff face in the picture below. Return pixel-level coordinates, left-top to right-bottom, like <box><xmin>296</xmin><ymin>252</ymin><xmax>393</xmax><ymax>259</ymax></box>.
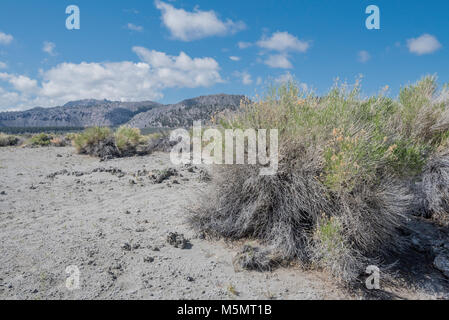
<box><xmin>126</xmin><ymin>94</ymin><xmax>245</xmax><ymax>128</ymax></box>
<box><xmin>0</xmin><ymin>94</ymin><xmax>245</xmax><ymax>128</ymax></box>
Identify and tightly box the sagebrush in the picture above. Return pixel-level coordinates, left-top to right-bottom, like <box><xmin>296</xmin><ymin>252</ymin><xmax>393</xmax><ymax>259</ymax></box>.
<box><xmin>0</xmin><ymin>133</ymin><xmax>20</xmax><ymax>147</ymax></box>
<box><xmin>191</xmin><ymin>76</ymin><xmax>449</xmax><ymax>282</ymax></box>
<box><xmin>73</xmin><ymin>126</ymin><xmax>170</xmax><ymax>158</ymax></box>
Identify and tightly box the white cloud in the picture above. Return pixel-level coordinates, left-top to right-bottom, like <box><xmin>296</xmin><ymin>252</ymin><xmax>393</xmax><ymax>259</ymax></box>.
<box><xmin>2</xmin><ymin>74</ymin><xmax>38</xmax><ymax>92</ymax></box>
<box><xmin>155</xmin><ymin>0</ymin><xmax>245</xmax><ymax>41</ymax></box>
<box><xmin>407</xmin><ymin>34</ymin><xmax>442</xmax><ymax>55</ymax></box>
<box><xmin>358</xmin><ymin>50</ymin><xmax>371</xmax><ymax>63</ymax></box>
<box><xmin>229</xmin><ymin>56</ymin><xmax>240</xmax><ymax>61</ymax></box>
<box><xmin>43</xmin><ymin>41</ymin><xmax>57</xmax><ymax>56</ymax></box>
<box><xmin>275</xmin><ymin>73</ymin><xmax>308</xmax><ymax>91</ymax></box>
<box><xmin>0</xmin><ymin>32</ymin><xmax>13</xmax><ymax>45</ymax></box>
<box><xmin>264</xmin><ymin>54</ymin><xmax>292</xmax><ymax>69</ymax></box>
<box><xmin>257</xmin><ymin>31</ymin><xmax>310</xmax><ymax>53</ymax></box>
<box><xmin>275</xmin><ymin>72</ymin><xmax>294</xmax><ymax>84</ymax></box>
<box><xmin>238</xmin><ymin>41</ymin><xmax>252</xmax><ymax>49</ymax></box>
<box><xmin>256</xmin><ymin>77</ymin><xmax>262</xmax><ymax>86</ymax></box>
<box><xmin>132</xmin><ymin>46</ymin><xmax>223</xmax><ymax>88</ymax></box>
<box><xmin>126</xmin><ymin>23</ymin><xmax>143</xmax><ymax>32</ymax></box>
<box><xmin>234</xmin><ymin>71</ymin><xmax>252</xmax><ymax>85</ymax></box>
<box><xmin>0</xmin><ymin>47</ymin><xmax>223</xmax><ymax>110</ymax></box>
<box><xmin>0</xmin><ymin>62</ymin><xmax>7</xmax><ymax>69</ymax></box>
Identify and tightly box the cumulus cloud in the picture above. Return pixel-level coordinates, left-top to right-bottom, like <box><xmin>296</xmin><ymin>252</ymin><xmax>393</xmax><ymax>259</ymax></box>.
<box><xmin>155</xmin><ymin>0</ymin><xmax>245</xmax><ymax>41</ymax></box>
<box><xmin>229</xmin><ymin>56</ymin><xmax>240</xmax><ymax>61</ymax></box>
<box><xmin>264</xmin><ymin>54</ymin><xmax>292</xmax><ymax>69</ymax></box>
<box><xmin>358</xmin><ymin>50</ymin><xmax>371</xmax><ymax>63</ymax></box>
<box><xmin>257</xmin><ymin>31</ymin><xmax>310</xmax><ymax>53</ymax></box>
<box><xmin>233</xmin><ymin>71</ymin><xmax>252</xmax><ymax>85</ymax></box>
<box><xmin>238</xmin><ymin>41</ymin><xmax>252</xmax><ymax>49</ymax></box>
<box><xmin>275</xmin><ymin>72</ymin><xmax>294</xmax><ymax>84</ymax></box>
<box><xmin>0</xmin><ymin>73</ymin><xmax>38</xmax><ymax>92</ymax></box>
<box><xmin>132</xmin><ymin>46</ymin><xmax>223</xmax><ymax>88</ymax></box>
<box><xmin>0</xmin><ymin>32</ymin><xmax>13</xmax><ymax>45</ymax></box>
<box><xmin>0</xmin><ymin>47</ymin><xmax>223</xmax><ymax>110</ymax></box>
<box><xmin>126</xmin><ymin>23</ymin><xmax>143</xmax><ymax>32</ymax></box>
<box><xmin>407</xmin><ymin>34</ymin><xmax>442</xmax><ymax>55</ymax></box>
<box><xmin>256</xmin><ymin>32</ymin><xmax>310</xmax><ymax>69</ymax></box>
<box><xmin>43</xmin><ymin>41</ymin><xmax>57</xmax><ymax>56</ymax></box>
<box><xmin>275</xmin><ymin>72</ymin><xmax>308</xmax><ymax>91</ymax></box>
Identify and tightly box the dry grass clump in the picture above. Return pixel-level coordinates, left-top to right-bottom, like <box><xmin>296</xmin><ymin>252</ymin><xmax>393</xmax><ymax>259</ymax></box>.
<box><xmin>420</xmin><ymin>153</ymin><xmax>449</xmax><ymax>225</ymax></box>
<box><xmin>0</xmin><ymin>133</ymin><xmax>20</xmax><ymax>147</ymax></box>
<box><xmin>191</xmin><ymin>76</ymin><xmax>449</xmax><ymax>283</ymax></box>
<box><xmin>232</xmin><ymin>244</ymin><xmax>282</xmax><ymax>272</ymax></box>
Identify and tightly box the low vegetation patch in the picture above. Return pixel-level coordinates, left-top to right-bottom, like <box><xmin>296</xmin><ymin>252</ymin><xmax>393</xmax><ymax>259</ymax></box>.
<box><xmin>73</xmin><ymin>127</ymin><xmax>118</xmax><ymax>158</ymax></box>
<box><xmin>73</xmin><ymin>126</ymin><xmax>169</xmax><ymax>158</ymax></box>
<box><xmin>26</xmin><ymin>133</ymin><xmax>70</xmax><ymax>147</ymax></box>
<box><xmin>115</xmin><ymin>126</ymin><xmax>144</xmax><ymax>155</ymax></box>
<box><xmin>190</xmin><ymin>76</ymin><xmax>449</xmax><ymax>283</ymax></box>
<box><xmin>0</xmin><ymin>133</ymin><xmax>20</xmax><ymax>147</ymax></box>
<box><xmin>29</xmin><ymin>133</ymin><xmax>53</xmax><ymax>146</ymax></box>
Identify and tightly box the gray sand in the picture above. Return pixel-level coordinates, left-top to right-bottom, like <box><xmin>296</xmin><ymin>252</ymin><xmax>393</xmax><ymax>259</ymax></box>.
<box><xmin>0</xmin><ymin>147</ymin><xmax>442</xmax><ymax>299</ymax></box>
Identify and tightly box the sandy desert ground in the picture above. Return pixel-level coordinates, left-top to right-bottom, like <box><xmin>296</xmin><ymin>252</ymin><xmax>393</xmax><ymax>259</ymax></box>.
<box><xmin>0</xmin><ymin>146</ymin><xmax>447</xmax><ymax>300</ymax></box>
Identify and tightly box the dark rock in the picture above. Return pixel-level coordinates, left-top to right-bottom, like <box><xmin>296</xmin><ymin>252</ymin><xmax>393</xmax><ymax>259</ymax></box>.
<box><xmin>167</xmin><ymin>232</ymin><xmax>190</xmax><ymax>249</ymax></box>
<box><xmin>198</xmin><ymin>169</ymin><xmax>211</xmax><ymax>182</ymax></box>
<box><xmin>47</xmin><ymin>169</ymin><xmax>69</xmax><ymax>179</ymax></box>
<box><xmin>153</xmin><ymin>168</ymin><xmax>178</xmax><ymax>184</ymax></box>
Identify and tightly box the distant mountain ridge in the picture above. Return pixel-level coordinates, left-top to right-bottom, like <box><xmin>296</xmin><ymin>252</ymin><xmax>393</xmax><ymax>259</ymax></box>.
<box><xmin>126</xmin><ymin>94</ymin><xmax>245</xmax><ymax>128</ymax></box>
<box><xmin>0</xmin><ymin>94</ymin><xmax>245</xmax><ymax>129</ymax></box>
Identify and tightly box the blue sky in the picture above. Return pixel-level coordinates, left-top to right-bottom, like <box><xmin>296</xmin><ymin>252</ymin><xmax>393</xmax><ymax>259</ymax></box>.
<box><xmin>0</xmin><ymin>0</ymin><xmax>447</xmax><ymax>110</ymax></box>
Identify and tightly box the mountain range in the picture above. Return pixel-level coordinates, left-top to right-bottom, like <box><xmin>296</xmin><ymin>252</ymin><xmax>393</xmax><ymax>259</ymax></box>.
<box><xmin>0</xmin><ymin>94</ymin><xmax>245</xmax><ymax>129</ymax></box>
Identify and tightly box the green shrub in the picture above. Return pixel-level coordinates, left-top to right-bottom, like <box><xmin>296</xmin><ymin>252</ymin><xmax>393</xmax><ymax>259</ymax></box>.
<box><xmin>0</xmin><ymin>133</ymin><xmax>20</xmax><ymax>147</ymax></box>
<box><xmin>73</xmin><ymin>127</ymin><xmax>118</xmax><ymax>157</ymax></box>
<box><xmin>65</xmin><ymin>132</ymin><xmax>78</xmax><ymax>142</ymax></box>
<box><xmin>115</xmin><ymin>126</ymin><xmax>144</xmax><ymax>153</ymax></box>
<box><xmin>191</xmin><ymin>76</ymin><xmax>449</xmax><ymax>283</ymax></box>
<box><xmin>29</xmin><ymin>133</ymin><xmax>53</xmax><ymax>146</ymax></box>
<box><xmin>73</xmin><ymin>126</ymin><xmax>151</xmax><ymax>158</ymax></box>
